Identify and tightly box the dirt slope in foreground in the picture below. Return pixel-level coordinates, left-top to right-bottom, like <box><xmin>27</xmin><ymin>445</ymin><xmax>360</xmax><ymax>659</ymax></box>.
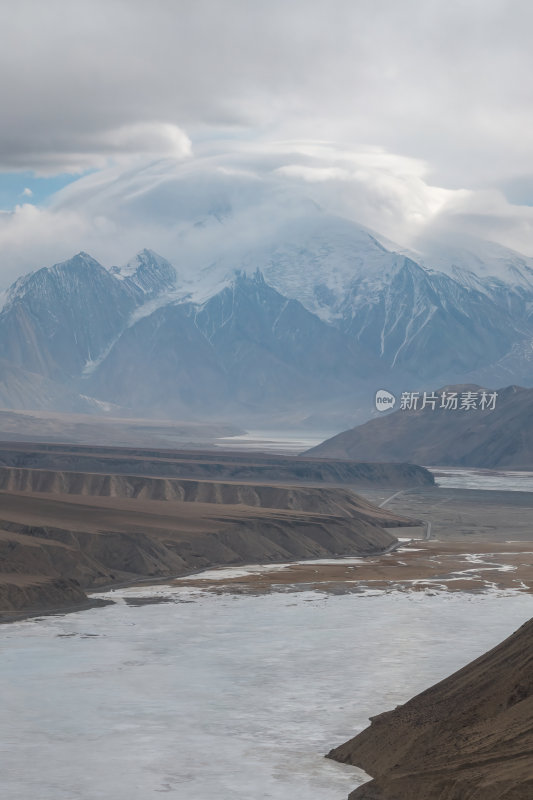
<box><xmin>0</xmin><ymin>470</ymin><xmax>408</xmax><ymax>619</ymax></box>
<box><xmin>328</xmin><ymin>617</ymin><xmax>533</xmax><ymax>800</ymax></box>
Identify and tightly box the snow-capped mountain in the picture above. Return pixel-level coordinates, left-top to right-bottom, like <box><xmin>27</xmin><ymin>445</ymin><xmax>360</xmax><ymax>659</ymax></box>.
<box><xmin>195</xmin><ymin>214</ymin><xmax>399</xmax><ymax>323</ymax></box>
<box><xmin>411</xmin><ymin>234</ymin><xmax>533</xmax><ymax>293</ymax></box>
<box><xmin>0</xmin><ymin>253</ymin><xmax>137</xmax><ymax>381</ymax></box>
<box><xmin>337</xmin><ymin>256</ymin><xmax>520</xmax><ymax>377</ymax></box>
<box><xmin>84</xmin><ymin>271</ymin><xmax>379</xmax><ymax>418</ymax></box>
<box><xmin>0</xmin><ymin>249</ymin><xmax>177</xmax><ymax>386</ymax></box>
<box><xmin>0</xmin><ymin>211</ymin><xmax>532</xmax><ymax>424</ymax></box>
<box><xmin>110</xmin><ymin>248</ymin><xmax>178</xmax><ymax>297</ymax></box>
<box><xmin>188</xmin><ymin>212</ymin><xmax>531</xmax><ymax>381</ymax></box>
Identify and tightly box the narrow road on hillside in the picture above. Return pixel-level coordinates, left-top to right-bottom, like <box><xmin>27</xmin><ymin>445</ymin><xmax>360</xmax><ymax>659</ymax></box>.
<box><xmin>378</xmin><ymin>490</ymin><xmax>405</xmax><ymax>508</ymax></box>
<box><xmin>379</xmin><ymin>489</ymin><xmax>433</xmax><ymax>541</ymax></box>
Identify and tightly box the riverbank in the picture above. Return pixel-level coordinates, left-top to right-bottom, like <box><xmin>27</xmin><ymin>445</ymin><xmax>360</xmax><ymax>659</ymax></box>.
<box><xmin>160</xmin><ymin>483</ymin><xmax>533</xmax><ymax>597</ymax></box>
<box><xmin>0</xmin><ymin>470</ymin><xmax>411</xmax><ymax>620</ymax></box>
<box><xmin>165</xmin><ymin>539</ymin><xmax>533</xmax><ymax>597</ymax></box>
<box><xmin>329</xmin><ymin>612</ymin><xmax>533</xmax><ymax>799</ymax></box>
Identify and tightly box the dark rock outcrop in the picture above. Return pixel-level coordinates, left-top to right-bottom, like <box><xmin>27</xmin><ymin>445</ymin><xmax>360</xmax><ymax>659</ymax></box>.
<box><xmin>328</xmin><ymin>617</ymin><xmax>533</xmax><ymax>799</ymax></box>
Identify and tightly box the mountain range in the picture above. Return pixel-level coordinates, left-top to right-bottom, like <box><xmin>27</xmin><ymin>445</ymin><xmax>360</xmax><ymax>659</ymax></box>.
<box><xmin>307</xmin><ymin>384</ymin><xmax>533</xmax><ymax>469</ymax></box>
<box><xmin>0</xmin><ymin>210</ymin><xmax>532</xmax><ymax>426</ymax></box>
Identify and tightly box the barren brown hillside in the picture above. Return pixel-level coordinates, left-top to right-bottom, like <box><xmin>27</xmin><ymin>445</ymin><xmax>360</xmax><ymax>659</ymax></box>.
<box><xmin>0</xmin><ymin>464</ymin><xmax>412</xmax><ymax>619</ymax></box>
<box><xmin>328</xmin><ymin>616</ymin><xmax>533</xmax><ymax>799</ymax></box>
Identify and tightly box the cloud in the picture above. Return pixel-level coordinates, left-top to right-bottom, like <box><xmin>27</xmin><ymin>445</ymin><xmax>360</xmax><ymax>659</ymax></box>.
<box><xmin>1</xmin><ymin>141</ymin><xmax>532</xmax><ymax>290</ymax></box>
<box><xmin>21</xmin><ymin>188</ymin><xmax>33</xmax><ymax>197</ymax></box>
<box><xmin>3</xmin><ymin>0</ymin><xmax>533</xmax><ymax>284</ymax></box>
<box><xmin>0</xmin><ymin>203</ymin><xmax>94</xmax><ymax>275</ymax></box>
<box><xmin>413</xmin><ymin>188</ymin><xmax>533</xmax><ymax>257</ymax></box>
<box><xmin>1</xmin><ymin>0</ymin><xmax>533</xmax><ymax>190</ymax></box>
<box><xmin>0</xmin><ymin>122</ymin><xmax>191</xmax><ymax>176</ymax></box>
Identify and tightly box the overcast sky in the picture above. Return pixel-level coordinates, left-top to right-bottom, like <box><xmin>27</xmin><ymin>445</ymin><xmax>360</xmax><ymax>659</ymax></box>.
<box><xmin>1</xmin><ymin>0</ymin><xmax>533</xmax><ymax>284</ymax></box>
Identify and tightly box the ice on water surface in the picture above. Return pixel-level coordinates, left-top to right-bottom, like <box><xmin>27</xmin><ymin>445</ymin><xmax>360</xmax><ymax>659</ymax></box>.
<box><xmin>2</xmin><ymin>589</ymin><xmax>532</xmax><ymax>800</ymax></box>
<box><xmin>433</xmin><ymin>467</ymin><xmax>533</xmax><ymax>492</ymax></box>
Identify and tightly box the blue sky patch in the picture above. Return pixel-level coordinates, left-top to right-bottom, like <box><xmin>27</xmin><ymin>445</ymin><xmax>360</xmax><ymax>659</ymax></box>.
<box><xmin>0</xmin><ymin>172</ymin><xmax>84</xmax><ymax>210</ymax></box>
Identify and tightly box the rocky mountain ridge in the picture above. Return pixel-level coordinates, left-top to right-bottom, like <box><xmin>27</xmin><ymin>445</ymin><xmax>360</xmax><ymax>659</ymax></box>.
<box><xmin>0</xmin><ymin>213</ymin><xmax>532</xmax><ymax>424</ymax></box>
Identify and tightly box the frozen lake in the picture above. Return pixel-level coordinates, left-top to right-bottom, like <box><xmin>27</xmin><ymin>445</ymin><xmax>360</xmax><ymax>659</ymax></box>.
<box><xmin>433</xmin><ymin>467</ymin><xmax>533</xmax><ymax>492</ymax></box>
<box><xmin>2</xmin><ymin>587</ymin><xmax>533</xmax><ymax>800</ymax></box>
<box><xmin>214</xmin><ymin>430</ymin><xmax>333</xmax><ymax>454</ymax></box>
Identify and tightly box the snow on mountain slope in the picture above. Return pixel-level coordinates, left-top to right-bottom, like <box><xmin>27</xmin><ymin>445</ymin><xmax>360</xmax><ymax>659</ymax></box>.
<box><xmin>337</xmin><ymin>256</ymin><xmax>519</xmax><ymax>376</ymax></box>
<box><xmin>185</xmin><ymin>211</ymin><xmax>528</xmax><ymax>380</ymax></box>
<box><xmin>192</xmin><ymin>210</ymin><xmax>532</xmax><ymax>323</ymax></box>
<box><xmin>410</xmin><ymin>234</ymin><xmax>533</xmax><ymax>293</ymax></box>
<box><xmin>1</xmin><ymin>208</ymin><xmax>533</xmax><ymax>422</ymax></box>
<box><xmin>197</xmin><ymin>213</ymin><xmax>403</xmax><ymax>323</ymax></box>
<box><xmin>84</xmin><ymin>270</ymin><xmax>380</xmax><ymax>419</ymax></box>
<box><xmin>0</xmin><ymin>250</ymin><xmax>178</xmax><ymax>383</ymax></box>
<box><xmin>0</xmin><ymin>253</ymin><xmax>139</xmax><ymax>380</ymax></box>
<box><xmin>110</xmin><ymin>247</ymin><xmax>178</xmax><ymax>297</ymax></box>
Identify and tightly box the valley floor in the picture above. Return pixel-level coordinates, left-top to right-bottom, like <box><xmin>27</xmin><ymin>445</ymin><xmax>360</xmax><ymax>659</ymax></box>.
<box><xmin>136</xmin><ymin>484</ymin><xmax>533</xmax><ymax>800</ymax></box>
<box><xmin>171</xmin><ymin>486</ymin><xmax>533</xmax><ymax>596</ymax></box>
<box><xmin>3</xmin><ymin>455</ymin><xmax>533</xmax><ymax>800</ymax></box>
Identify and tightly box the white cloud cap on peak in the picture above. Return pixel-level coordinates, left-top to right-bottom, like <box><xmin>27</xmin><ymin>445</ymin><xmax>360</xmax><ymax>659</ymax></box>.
<box><xmin>0</xmin><ymin>140</ymin><xmax>532</xmax><ymax>289</ymax></box>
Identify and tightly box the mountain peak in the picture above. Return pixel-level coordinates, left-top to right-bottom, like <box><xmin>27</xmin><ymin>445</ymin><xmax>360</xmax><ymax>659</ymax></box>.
<box><xmin>232</xmin><ymin>268</ymin><xmax>266</xmax><ymax>287</ymax></box>
<box><xmin>1</xmin><ymin>252</ymin><xmax>106</xmax><ymax>312</ymax></box>
<box><xmin>46</xmin><ymin>252</ymin><xmax>105</xmax><ymax>278</ymax></box>
<box><xmin>109</xmin><ymin>248</ymin><xmax>177</xmax><ymax>298</ymax></box>
<box><xmin>138</xmin><ymin>247</ymin><xmax>162</xmax><ymax>259</ymax></box>
<box><xmin>117</xmin><ymin>248</ymin><xmax>175</xmax><ymax>275</ymax></box>
<box><xmin>60</xmin><ymin>251</ymin><xmax>100</xmax><ymax>266</ymax></box>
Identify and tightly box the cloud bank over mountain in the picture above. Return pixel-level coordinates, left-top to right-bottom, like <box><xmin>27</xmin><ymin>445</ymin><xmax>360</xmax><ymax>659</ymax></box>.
<box><xmin>1</xmin><ymin>142</ymin><xmax>533</xmax><ymax>288</ymax></box>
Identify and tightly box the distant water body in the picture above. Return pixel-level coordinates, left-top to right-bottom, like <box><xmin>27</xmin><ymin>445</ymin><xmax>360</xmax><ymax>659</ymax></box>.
<box><xmin>215</xmin><ymin>430</ymin><xmax>331</xmax><ymax>454</ymax></box>
<box><xmin>433</xmin><ymin>467</ymin><xmax>533</xmax><ymax>492</ymax></box>
<box><xmin>2</xmin><ymin>588</ymin><xmax>532</xmax><ymax>800</ymax></box>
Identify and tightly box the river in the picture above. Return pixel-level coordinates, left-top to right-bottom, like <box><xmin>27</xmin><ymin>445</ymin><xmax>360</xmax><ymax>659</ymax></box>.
<box><xmin>2</xmin><ymin>587</ymin><xmax>532</xmax><ymax>800</ymax></box>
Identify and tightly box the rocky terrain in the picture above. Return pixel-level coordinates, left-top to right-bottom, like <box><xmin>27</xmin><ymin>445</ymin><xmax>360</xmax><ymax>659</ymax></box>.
<box><xmin>308</xmin><ymin>384</ymin><xmax>533</xmax><ymax>469</ymax></box>
<box><xmin>0</xmin><ymin>466</ymin><xmax>411</xmax><ymax>518</ymax></box>
<box><xmin>1</xmin><ymin>213</ymin><xmax>533</xmax><ymax>424</ymax></box>
<box><xmin>328</xmin><ymin>615</ymin><xmax>533</xmax><ymax>799</ymax></box>
<box><xmin>0</xmin><ymin>441</ymin><xmax>435</xmax><ymax>487</ymax></box>
<box><xmin>0</xmin><ymin>456</ymin><xmax>416</xmax><ymax>619</ymax></box>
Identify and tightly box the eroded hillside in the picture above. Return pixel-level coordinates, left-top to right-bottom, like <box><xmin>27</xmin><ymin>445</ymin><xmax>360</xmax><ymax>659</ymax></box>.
<box><xmin>0</xmin><ymin>465</ymin><xmax>411</xmax><ymax>619</ymax></box>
